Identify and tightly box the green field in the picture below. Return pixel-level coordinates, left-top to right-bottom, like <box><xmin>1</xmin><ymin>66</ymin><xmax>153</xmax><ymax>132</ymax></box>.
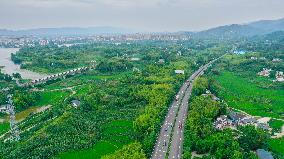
<box><xmin>58</xmin><ymin>141</ymin><xmax>118</xmax><ymax>159</ymax></box>
<box><xmin>0</xmin><ymin>123</ymin><xmax>9</xmax><ymax>135</ymax></box>
<box><xmin>35</xmin><ymin>91</ymin><xmax>70</xmax><ymax>106</ymax></box>
<box><xmin>214</xmin><ymin>71</ymin><xmax>284</xmax><ymax>119</ymax></box>
<box><xmin>269</xmin><ymin>119</ymin><xmax>284</xmax><ymax>133</ymax></box>
<box><xmin>268</xmin><ymin>137</ymin><xmax>284</xmax><ymax>156</ymax></box>
<box><xmin>58</xmin><ymin>120</ymin><xmax>134</xmax><ymax>159</ymax></box>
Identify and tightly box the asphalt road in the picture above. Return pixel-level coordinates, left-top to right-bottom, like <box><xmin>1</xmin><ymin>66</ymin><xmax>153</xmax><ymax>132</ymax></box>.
<box><xmin>151</xmin><ymin>57</ymin><xmax>223</xmax><ymax>159</ymax></box>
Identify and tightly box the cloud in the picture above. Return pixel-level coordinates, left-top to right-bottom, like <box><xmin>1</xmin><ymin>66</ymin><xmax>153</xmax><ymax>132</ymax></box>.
<box><xmin>0</xmin><ymin>0</ymin><xmax>283</xmax><ymax>31</ymax></box>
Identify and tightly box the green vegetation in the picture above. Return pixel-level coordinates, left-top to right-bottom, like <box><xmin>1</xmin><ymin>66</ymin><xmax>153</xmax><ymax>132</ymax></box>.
<box><xmin>0</xmin><ymin>123</ymin><xmax>9</xmax><ymax>135</ymax></box>
<box><xmin>269</xmin><ymin>120</ymin><xmax>284</xmax><ymax>133</ymax></box>
<box><xmin>183</xmin><ymin>76</ymin><xmax>270</xmax><ymax>159</ymax></box>
<box><xmin>35</xmin><ymin>91</ymin><xmax>70</xmax><ymax>106</ymax></box>
<box><xmin>1</xmin><ymin>40</ymin><xmax>225</xmax><ymax>159</ymax></box>
<box><xmin>214</xmin><ymin>71</ymin><xmax>284</xmax><ymax>118</ymax></box>
<box><xmin>102</xmin><ymin>142</ymin><xmax>146</xmax><ymax>159</ymax></box>
<box><xmin>268</xmin><ymin>137</ymin><xmax>284</xmax><ymax>156</ymax></box>
<box><xmin>58</xmin><ymin>141</ymin><xmax>118</xmax><ymax>159</ymax></box>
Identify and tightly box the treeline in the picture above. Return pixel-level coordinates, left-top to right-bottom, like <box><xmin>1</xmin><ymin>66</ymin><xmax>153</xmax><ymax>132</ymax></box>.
<box><xmin>96</xmin><ymin>58</ymin><xmax>133</xmax><ymax>73</ymax></box>
<box><xmin>12</xmin><ymin>90</ymin><xmax>40</xmax><ymax>112</ymax></box>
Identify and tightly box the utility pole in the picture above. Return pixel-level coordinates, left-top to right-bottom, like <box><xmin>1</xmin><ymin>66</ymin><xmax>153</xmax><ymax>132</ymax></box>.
<box><xmin>7</xmin><ymin>94</ymin><xmax>20</xmax><ymax>141</ymax></box>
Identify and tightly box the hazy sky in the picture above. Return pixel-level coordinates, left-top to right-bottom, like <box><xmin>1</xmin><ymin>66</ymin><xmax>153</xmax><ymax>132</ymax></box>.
<box><xmin>0</xmin><ymin>0</ymin><xmax>284</xmax><ymax>31</ymax></box>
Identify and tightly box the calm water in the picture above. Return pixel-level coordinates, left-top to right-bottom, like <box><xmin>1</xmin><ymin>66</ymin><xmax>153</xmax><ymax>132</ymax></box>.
<box><xmin>0</xmin><ymin>48</ymin><xmax>46</xmax><ymax>80</ymax></box>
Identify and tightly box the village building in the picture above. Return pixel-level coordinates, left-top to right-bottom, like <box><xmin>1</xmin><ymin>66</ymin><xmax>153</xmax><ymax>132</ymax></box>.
<box><xmin>275</xmin><ymin>71</ymin><xmax>284</xmax><ymax>82</ymax></box>
<box><xmin>132</xmin><ymin>67</ymin><xmax>140</xmax><ymax>72</ymax></box>
<box><xmin>158</xmin><ymin>59</ymin><xmax>165</xmax><ymax>64</ymax></box>
<box><xmin>213</xmin><ymin>115</ymin><xmax>234</xmax><ymax>130</ymax></box>
<box><xmin>233</xmin><ymin>50</ymin><xmax>246</xmax><ymax>55</ymax></box>
<box><xmin>174</xmin><ymin>70</ymin><xmax>185</xmax><ymax>74</ymax></box>
<box><xmin>258</xmin><ymin>68</ymin><xmax>271</xmax><ymax>77</ymax></box>
<box><xmin>71</xmin><ymin>100</ymin><xmax>80</xmax><ymax>108</ymax></box>
<box><xmin>259</xmin><ymin>57</ymin><xmax>266</xmax><ymax>60</ymax></box>
<box><xmin>256</xmin><ymin>149</ymin><xmax>274</xmax><ymax>159</ymax></box>
<box><xmin>0</xmin><ymin>104</ymin><xmax>9</xmax><ymax>113</ymax></box>
<box><xmin>250</xmin><ymin>57</ymin><xmax>258</xmax><ymax>60</ymax></box>
<box><xmin>272</xmin><ymin>58</ymin><xmax>281</xmax><ymax>62</ymax></box>
<box><xmin>130</xmin><ymin>57</ymin><xmax>140</xmax><ymax>61</ymax></box>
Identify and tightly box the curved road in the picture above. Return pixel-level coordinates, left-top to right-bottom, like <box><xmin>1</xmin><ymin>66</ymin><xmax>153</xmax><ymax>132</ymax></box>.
<box><xmin>151</xmin><ymin>56</ymin><xmax>223</xmax><ymax>159</ymax></box>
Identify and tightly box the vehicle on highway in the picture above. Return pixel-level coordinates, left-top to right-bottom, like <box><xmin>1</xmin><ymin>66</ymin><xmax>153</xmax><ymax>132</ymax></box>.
<box><xmin>175</xmin><ymin>95</ymin><xmax>179</xmax><ymax>101</ymax></box>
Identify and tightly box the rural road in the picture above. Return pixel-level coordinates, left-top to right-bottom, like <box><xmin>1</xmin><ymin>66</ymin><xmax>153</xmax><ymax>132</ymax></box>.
<box><xmin>151</xmin><ymin>56</ymin><xmax>223</xmax><ymax>159</ymax></box>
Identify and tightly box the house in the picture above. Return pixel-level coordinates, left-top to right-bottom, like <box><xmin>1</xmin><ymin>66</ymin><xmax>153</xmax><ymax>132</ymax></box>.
<box><xmin>275</xmin><ymin>71</ymin><xmax>284</xmax><ymax>82</ymax></box>
<box><xmin>0</xmin><ymin>104</ymin><xmax>9</xmax><ymax>113</ymax></box>
<box><xmin>258</xmin><ymin>68</ymin><xmax>271</xmax><ymax>77</ymax></box>
<box><xmin>256</xmin><ymin>149</ymin><xmax>274</xmax><ymax>159</ymax></box>
<box><xmin>71</xmin><ymin>100</ymin><xmax>80</xmax><ymax>108</ymax></box>
<box><xmin>259</xmin><ymin>57</ymin><xmax>266</xmax><ymax>60</ymax></box>
<box><xmin>272</xmin><ymin>58</ymin><xmax>281</xmax><ymax>62</ymax></box>
<box><xmin>250</xmin><ymin>57</ymin><xmax>258</xmax><ymax>60</ymax></box>
<box><xmin>130</xmin><ymin>57</ymin><xmax>140</xmax><ymax>61</ymax></box>
<box><xmin>257</xmin><ymin>123</ymin><xmax>271</xmax><ymax>131</ymax></box>
<box><xmin>175</xmin><ymin>70</ymin><xmax>185</xmax><ymax>74</ymax></box>
<box><xmin>158</xmin><ymin>59</ymin><xmax>165</xmax><ymax>64</ymax></box>
<box><xmin>233</xmin><ymin>50</ymin><xmax>246</xmax><ymax>55</ymax></box>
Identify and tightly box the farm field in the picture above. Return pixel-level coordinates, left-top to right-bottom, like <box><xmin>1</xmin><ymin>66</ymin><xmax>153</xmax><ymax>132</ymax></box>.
<box><xmin>268</xmin><ymin>137</ymin><xmax>284</xmax><ymax>156</ymax></box>
<box><xmin>214</xmin><ymin>71</ymin><xmax>284</xmax><ymax>119</ymax></box>
<box><xmin>58</xmin><ymin>120</ymin><xmax>135</xmax><ymax>159</ymax></box>
<box><xmin>0</xmin><ymin>123</ymin><xmax>9</xmax><ymax>135</ymax></box>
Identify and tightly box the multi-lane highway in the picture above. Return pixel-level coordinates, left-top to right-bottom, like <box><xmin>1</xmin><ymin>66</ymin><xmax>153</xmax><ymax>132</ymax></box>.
<box><xmin>151</xmin><ymin>56</ymin><xmax>223</xmax><ymax>159</ymax></box>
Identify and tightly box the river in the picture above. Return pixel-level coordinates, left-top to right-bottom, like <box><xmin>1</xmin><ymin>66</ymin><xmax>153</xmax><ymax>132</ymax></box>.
<box><xmin>0</xmin><ymin>48</ymin><xmax>46</xmax><ymax>80</ymax></box>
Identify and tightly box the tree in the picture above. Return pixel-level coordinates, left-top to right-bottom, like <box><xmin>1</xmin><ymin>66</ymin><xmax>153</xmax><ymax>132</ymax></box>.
<box><xmin>102</xmin><ymin>142</ymin><xmax>147</xmax><ymax>159</ymax></box>
<box><xmin>238</xmin><ymin>125</ymin><xmax>269</xmax><ymax>151</ymax></box>
<box><xmin>192</xmin><ymin>77</ymin><xmax>209</xmax><ymax>96</ymax></box>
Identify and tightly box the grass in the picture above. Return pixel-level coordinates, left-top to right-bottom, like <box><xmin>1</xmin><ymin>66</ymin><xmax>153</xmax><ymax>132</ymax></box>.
<box><xmin>269</xmin><ymin>119</ymin><xmax>284</xmax><ymax>133</ymax></box>
<box><xmin>0</xmin><ymin>123</ymin><xmax>9</xmax><ymax>135</ymax></box>
<box><xmin>57</xmin><ymin>120</ymin><xmax>134</xmax><ymax>159</ymax></box>
<box><xmin>58</xmin><ymin>141</ymin><xmax>118</xmax><ymax>159</ymax></box>
<box><xmin>268</xmin><ymin>137</ymin><xmax>284</xmax><ymax>156</ymax></box>
<box><xmin>214</xmin><ymin>71</ymin><xmax>284</xmax><ymax>119</ymax></box>
<box><xmin>35</xmin><ymin>91</ymin><xmax>70</xmax><ymax>106</ymax></box>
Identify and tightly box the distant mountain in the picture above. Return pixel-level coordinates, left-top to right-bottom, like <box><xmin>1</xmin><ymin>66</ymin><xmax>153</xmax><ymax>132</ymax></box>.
<box><xmin>0</xmin><ymin>27</ymin><xmax>134</xmax><ymax>36</ymax></box>
<box><xmin>194</xmin><ymin>18</ymin><xmax>284</xmax><ymax>39</ymax></box>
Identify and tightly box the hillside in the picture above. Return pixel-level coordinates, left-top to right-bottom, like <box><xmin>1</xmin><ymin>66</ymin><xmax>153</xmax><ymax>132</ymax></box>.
<box><xmin>194</xmin><ymin>18</ymin><xmax>284</xmax><ymax>39</ymax></box>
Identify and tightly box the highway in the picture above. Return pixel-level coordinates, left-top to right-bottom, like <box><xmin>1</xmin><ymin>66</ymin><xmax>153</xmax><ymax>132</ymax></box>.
<box><xmin>151</xmin><ymin>56</ymin><xmax>223</xmax><ymax>159</ymax></box>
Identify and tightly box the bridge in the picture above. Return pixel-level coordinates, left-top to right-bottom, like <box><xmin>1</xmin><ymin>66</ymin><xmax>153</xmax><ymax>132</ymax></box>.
<box><xmin>18</xmin><ymin>63</ymin><xmax>96</xmax><ymax>87</ymax></box>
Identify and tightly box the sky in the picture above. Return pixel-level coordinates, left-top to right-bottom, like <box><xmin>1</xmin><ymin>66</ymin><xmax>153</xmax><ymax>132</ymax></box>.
<box><xmin>0</xmin><ymin>0</ymin><xmax>284</xmax><ymax>32</ymax></box>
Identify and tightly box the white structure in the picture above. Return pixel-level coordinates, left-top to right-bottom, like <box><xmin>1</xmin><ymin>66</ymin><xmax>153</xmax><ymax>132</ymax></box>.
<box><xmin>174</xmin><ymin>70</ymin><xmax>185</xmax><ymax>74</ymax></box>
<box><xmin>258</xmin><ymin>68</ymin><xmax>271</xmax><ymax>77</ymax></box>
<box><xmin>0</xmin><ymin>104</ymin><xmax>9</xmax><ymax>113</ymax></box>
<box><xmin>272</xmin><ymin>58</ymin><xmax>281</xmax><ymax>62</ymax></box>
<box><xmin>71</xmin><ymin>100</ymin><xmax>80</xmax><ymax>108</ymax></box>
<box><xmin>275</xmin><ymin>71</ymin><xmax>284</xmax><ymax>82</ymax></box>
<box><xmin>130</xmin><ymin>57</ymin><xmax>140</xmax><ymax>61</ymax></box>
<box><xmin>250</xmin><ymin>57</ymin><xmax>258</xmax><ymax>60</ymax></box>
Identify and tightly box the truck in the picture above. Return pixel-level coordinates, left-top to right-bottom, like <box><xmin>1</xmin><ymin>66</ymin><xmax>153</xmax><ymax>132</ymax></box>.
<box><xmin>175</xmin><ymin>95</ymin><xmax>179</xmax><ymax>101</ymax></box>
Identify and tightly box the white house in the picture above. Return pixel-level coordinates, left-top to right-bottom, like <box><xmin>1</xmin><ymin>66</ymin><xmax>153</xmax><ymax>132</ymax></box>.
<box><xmin>175</xmin><ymin>70</ymin><xmax>185</xmax><ymax>74</ymax></box>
